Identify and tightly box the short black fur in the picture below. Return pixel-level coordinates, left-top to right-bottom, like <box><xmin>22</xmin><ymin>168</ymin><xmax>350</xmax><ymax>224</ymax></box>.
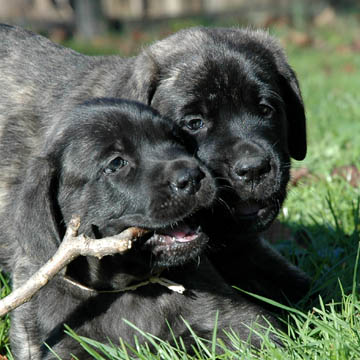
<box><xmin>0</xmin><ymin>24</ymin><xmax>310</xmax><ymax>358</ymax></box>
<box><xmin>0</xmin><ymin>98</ymin><xmax>282</xmax><ymax>358</ymax></box>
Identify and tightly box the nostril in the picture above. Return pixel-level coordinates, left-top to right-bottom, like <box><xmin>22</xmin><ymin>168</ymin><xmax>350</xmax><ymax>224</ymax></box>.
<box><xmin>192</xmin><ymin>167</ymin><xmax>205</xmax><ymax>183</ymax></box>
<box><xmin>172</xmin><ymin>167</ymin><xmax>204</xmax><ymax>193</ymax></box>
<box><xmin>236</xmin><ymin>165</ymin><xmax>252</xmax><ymax>178</ymax></box>
<box><xmin>260</xmin><ymin>161</ymin><xmax>271</xmax><ymax>176</ymax></box>
<box><xmin>175</xmin><ymin>172</ymin><xmax>191</xmax><ymax>189</ymax></box>
<box><xmin>235</xmin><ymin>156</ymin><xmax>271</xmax><ymax>181</ymax></box>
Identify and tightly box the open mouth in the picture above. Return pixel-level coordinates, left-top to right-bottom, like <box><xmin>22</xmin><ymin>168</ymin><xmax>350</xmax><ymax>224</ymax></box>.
<box><xmin>138</xmin><ymin>218</ymin><xmax>208</xmax><ymax>266</ymax></box>
<box><xmin>144</xmin><ymin>221</ymin><xmax>203</xmax><ymax>252</ymax></box>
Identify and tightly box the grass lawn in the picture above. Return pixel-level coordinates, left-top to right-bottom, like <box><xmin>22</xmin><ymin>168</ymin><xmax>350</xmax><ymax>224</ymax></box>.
<box><xmin>1</xmin><ymin>15</ymin><xmax>359</xmax><ymax>359</ymax></box>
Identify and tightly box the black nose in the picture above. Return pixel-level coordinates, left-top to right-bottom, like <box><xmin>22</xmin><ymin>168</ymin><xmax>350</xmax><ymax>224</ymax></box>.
<box><xmin>171</xmin><ymin>167</ymin><xmax>205</xmax><ymax>194</ymax></box>
<box><xmin>234</xmin><ymin>155</ymin><xmax>271</xmax><ymax>182</ymax></box>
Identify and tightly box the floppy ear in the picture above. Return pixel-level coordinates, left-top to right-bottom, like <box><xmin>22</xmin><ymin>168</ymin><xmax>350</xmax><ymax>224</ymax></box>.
<box><xmin>264</xmin><ymin>36</ymin><xmax>307</xmax><ymax>160</ymax></box>
<box><xmin>239</xmin><ymin>29</ymin><xmax>307</xmax><ymax>160</ymax></box>
<box><xmin>277</xmin><ymin>68</ymin><xmax>307</xmax><ymax>161</ymax></box>
<box><xmin>13</xmin><ymin>156</ymin><xmax>63</xmax><ymax>264</ymax></box>
<box><xmin>125</xmin><ymin>50</ymin><xmax>160</xmax><ymax>106</ymax></box>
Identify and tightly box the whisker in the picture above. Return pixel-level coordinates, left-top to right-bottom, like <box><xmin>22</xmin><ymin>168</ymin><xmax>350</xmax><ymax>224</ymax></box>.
<box><xmin>280</xmin><ymin>162</ymin><xmax>292</xmax><ymax>170</ymax></box>
<box><xmin>217</xmin><ymin>184</ymin><xmax>236</xmax><ymax>193</ymax></box>
<box><xmin>271</xmin><ymin>139</ymin><xmax>280</xmax><ymax>149</ymax></box>
<box><xmin>215</xmin><ymin>197</ymin><xmax>237</xmax><ymax>220</ymax></box>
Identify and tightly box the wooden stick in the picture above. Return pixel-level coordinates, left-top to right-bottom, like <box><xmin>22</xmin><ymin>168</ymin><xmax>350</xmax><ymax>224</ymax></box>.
<box><xmin>0</xmin><ymin>216</ymin><xmax>148</xmax><ymax>317</ymax></box>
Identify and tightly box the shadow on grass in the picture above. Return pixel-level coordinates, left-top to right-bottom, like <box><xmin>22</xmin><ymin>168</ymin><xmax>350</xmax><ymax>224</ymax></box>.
<box><xmin>271</xmin><ymin>201</ymin><xmax>359</xmax><ymax>307</ymax></box>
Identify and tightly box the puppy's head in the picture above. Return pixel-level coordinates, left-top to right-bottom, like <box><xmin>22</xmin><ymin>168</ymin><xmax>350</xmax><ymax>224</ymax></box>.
<box><xmin>14</xmin><ymin>99</ymin><xmax>215</xmax><ymax>270</ymax></box>
<box><xmin>129</xmin><ymin>27</ymin><xmax>306</xmax><ymax>233</ymax></box>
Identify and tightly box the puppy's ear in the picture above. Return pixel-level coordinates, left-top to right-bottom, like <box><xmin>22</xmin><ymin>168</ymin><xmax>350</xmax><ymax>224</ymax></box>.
<box><xmin>265</xmin><ymin>36</ymin><xmax>306</xmax><ymax>160</ymax></box>
<box><xmin>14</xmin><ymin>156</ymin><xmax>62</xmax><ymax>264</ymax></box>
<box><xmin>244</xmin><ymin>29</ymin><xmax>307</xmax><ymax>160</ymax></box>
<box><xmin>126</xmin><ymin>51</ymin><xmax>160</xmax><ymax>105</ymax></box>
<box><xmin>277</xmin><ymin>67</ymin><xmax>307</xmax><ymax>161</ymax></box>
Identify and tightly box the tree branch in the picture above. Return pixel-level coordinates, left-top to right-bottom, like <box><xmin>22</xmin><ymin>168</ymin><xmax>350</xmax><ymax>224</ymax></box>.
<box><xmin>0</xmin><ymin>216</ymin><xmax>148</xmax><ymax>317</ymax></box>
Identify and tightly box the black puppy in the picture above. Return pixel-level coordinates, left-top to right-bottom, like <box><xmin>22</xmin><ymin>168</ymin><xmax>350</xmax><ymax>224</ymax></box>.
<box><xmin>140</xmin><ymin>27</ymin><xmax>310</xmax><ymax>303</ymax></box>
<box><xmin>0</xmin><ymin>25</ymin><xmax>309</xmax><ymax>305</ymax></box>
<box><xmin>0</xmin><ymin>24</ymin><xmax>309</xmax><ymax>308</ymax></box>
<box><xmin>0</xmin><ymin>98</ymin><xmax>280</xmax><ymax>359</ymax></box>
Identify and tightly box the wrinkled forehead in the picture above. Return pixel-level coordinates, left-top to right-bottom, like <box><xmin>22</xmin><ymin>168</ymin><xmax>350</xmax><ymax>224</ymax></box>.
<box><xmin>56</xmin><ymin>108</ymin><xmax>180</xmax><ymax>166</ymax></box>
<box><xmin>67</xmin><ymin>117</ymin><xmax>160</xmax><ymax>153</ymax></box>
<box><xmin>162</xmin><ymin>51</ymin><xmax>277</xmax><ymax>106</ymax></box>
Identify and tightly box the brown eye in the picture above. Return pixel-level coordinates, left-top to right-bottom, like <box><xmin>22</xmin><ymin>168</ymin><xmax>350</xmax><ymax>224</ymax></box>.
<box><xmin>259</xmin><ymin>104</ymin><xmax>275</xmax><ymax>118</ymax></box>
<box><xmin>104</xmin><ymin>157</ymin><xmax>128</xmax><ymax>174</ymax></box>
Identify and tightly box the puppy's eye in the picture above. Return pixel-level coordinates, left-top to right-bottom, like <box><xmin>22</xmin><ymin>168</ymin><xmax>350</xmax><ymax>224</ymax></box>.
<box><xmin>259</xmin><ymin>104</ymin><xmax>275</xmax><ymax>118</ymax></box>
<box><xmin>104</xmin><ymin>157</ymin><xmax>128</xmax><ymax>174</ymax></box>
<box><xmin>185</xmin><ymin>117</ymin><xmax>204</xmax><ymax>131</ymax></box>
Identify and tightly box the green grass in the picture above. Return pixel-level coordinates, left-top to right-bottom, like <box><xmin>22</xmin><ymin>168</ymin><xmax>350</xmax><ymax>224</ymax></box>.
<box><xmin>0</xmin><ymin>272</ymin><xmax>12</xmax><ymax>357</ymax></box>
<box><xmin>1</xmin><ymin>15</ymin><xmax>360</xmax><ymax>359</ymax></box>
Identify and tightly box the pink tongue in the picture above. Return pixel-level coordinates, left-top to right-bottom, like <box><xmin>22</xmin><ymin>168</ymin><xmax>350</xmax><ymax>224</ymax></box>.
<box><xmin>174</xmin><ymin>233</ymin><xmax>198</xmax><ymax>243</ymax></box>
<box><xmin>161</xmin><ymin>224</ymin><xmax>198</xmax><ymax>242</ymax></box>
<box><xmin>237</xmin><ymin>203</ymin><xmax>261</xmax><ymax>216</ymax></box>
<box><xmin>171</xmin><ymin>230</ymin><xmax>188</xmax><ymax>238</ymax></box>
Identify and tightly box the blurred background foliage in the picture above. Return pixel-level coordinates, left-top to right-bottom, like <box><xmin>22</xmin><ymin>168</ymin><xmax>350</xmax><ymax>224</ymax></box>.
<box><xmin>0</xmin><ymin>0</ymin><xmax>359</xmax><ymax>53</ymax></box>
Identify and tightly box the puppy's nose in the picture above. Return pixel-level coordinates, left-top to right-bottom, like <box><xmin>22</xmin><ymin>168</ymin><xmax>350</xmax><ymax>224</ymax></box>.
<box><xmin>234</xmin><ymin>155</ymin><xmax>271</xmax><ymax>182</ymax></box>
<box><xmin>171</xmin><ymin>167</ymin><xmax>205</xmax><ymax>194</ymax></box>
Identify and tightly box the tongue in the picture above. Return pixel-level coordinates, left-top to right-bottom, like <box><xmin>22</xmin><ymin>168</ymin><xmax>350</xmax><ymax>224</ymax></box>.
<box><xmin>174</xmin><ymin>233</ymin><xmax>198</xmax><ymax>242</ymax></box>
<box><xmin>171</xmin><ymin>230</ymin><xmax>188</xmax><ymax>238</ymax></box>
<box><xmin>158</xmin><ymin>222</ymin><xmax>199</xmax><ymax>242</ymax></box>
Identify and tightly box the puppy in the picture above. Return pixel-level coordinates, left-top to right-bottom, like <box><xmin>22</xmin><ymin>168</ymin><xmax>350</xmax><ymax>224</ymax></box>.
<box><xmin>0</xmin><ymin>24</ymin><xmax>308</xmax><ymax>310</ymax></box>
<box><xmin>142</xmin><ymin>27</ymin><xmax>310</xmax><ymax>303</ymax></box>
<box><xmin>0</xmin><ymin>98</ymin><xmax>281</xmax><ymax>358</ymax></box>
